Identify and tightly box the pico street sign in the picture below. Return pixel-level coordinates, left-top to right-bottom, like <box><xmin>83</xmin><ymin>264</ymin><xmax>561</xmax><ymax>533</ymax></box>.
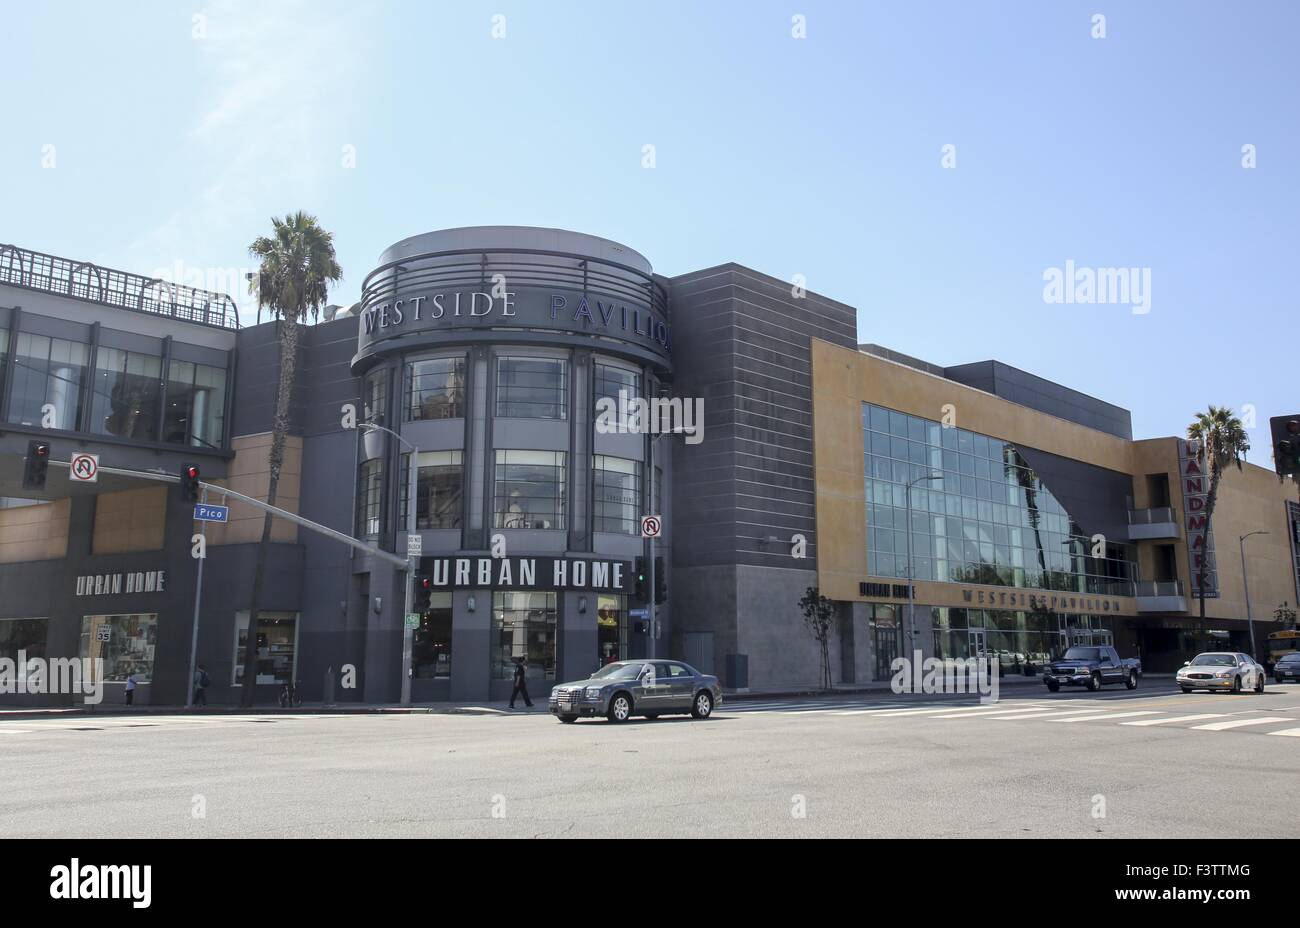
<box><xmin>629</xmin><ymin>608</ymin><xmax>650</xmax><ymax>619</ymax></box>
<box><xmin>193</xmin><ymin>504</ymin><xmax>230</xmax><ymax>523</ymax></box>
<box><xmin>69</xmin><ymin>452</ymin><xmax>99</xmax><ymax>483</ymax></box>
<box><xmin>640</xmin><ymin>515</ymin><xmax>662</xmax><ymax>538</ymax></box>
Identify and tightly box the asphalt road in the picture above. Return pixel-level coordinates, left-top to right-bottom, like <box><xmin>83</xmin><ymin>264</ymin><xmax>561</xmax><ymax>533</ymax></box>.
<box><xmin>3</xmin><ymin>680</ymin><xmax>1298</xmax><ymax>838</ymax></box>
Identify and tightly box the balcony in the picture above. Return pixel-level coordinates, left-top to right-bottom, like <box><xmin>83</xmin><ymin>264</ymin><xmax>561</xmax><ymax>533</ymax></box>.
<box><xmin>1127</xmin><ymin>506</ymin><xmax>1180</xmax><ymax>540</ymax></box>
<box><xmin>1135</xmin><ymin>580</ymin><xmax>1187</xmax><ymax>613</ymax></box>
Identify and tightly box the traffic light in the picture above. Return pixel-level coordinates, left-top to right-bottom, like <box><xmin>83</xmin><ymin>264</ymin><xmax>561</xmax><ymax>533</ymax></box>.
<box><xmin>654</xmin><ymin>555</ymin><xmax>667</xmax><ymax>604</ymax></box>
<box><xmin>179</xmin><ymin>463</ymin><xmax>201</xmax><ymax>502</ymax></box>
<box><xmin>633</xmin><ymin>557</ymin><xmax>647</xmax><ymax>601</ymax></box>
<box><xmin>1271</xmin><ymin>415</ymin><xmax>1300</xmax><ymax>478</ymax></box>
<box><xmin>22</xmin><ymin>441</ymin><xmax>50</xmax><ymax>490</ymax></box>
<box><xmin>415</xmin><ymin>576</ymin><xmax>432</xmax><ymax>613</ymax></box>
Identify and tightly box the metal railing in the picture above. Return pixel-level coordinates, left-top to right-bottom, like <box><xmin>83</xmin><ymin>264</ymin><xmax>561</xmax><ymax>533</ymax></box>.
<box><xmin>1128</xmin><ymin>506</ymin><xmax>1176</xmax><ymax>524</ymax></box>
<box><xmin>0</xmin><ymin>243</ymin><xmax>239</xmax><ymax>330</ymax></box>
<box><xmin>1135</xmin><ymin>580</ymin><xmax>1184</xmax><ymax>597</ymax></box>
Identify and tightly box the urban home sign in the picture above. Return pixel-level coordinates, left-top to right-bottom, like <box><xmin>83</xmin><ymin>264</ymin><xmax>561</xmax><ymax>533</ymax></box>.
<box><xmin>75</xmin><ymin>571</ymin><xmax>167</xmax><ymax>597</ymax></box>
<box><xmin>358</xmin><ymin>286</ymin><xmax>671</xmax><ymax>358</ymax></box>
<box><xmin>426</xmin><ymin>556</ymin><xmax>631</xmax><ymax>592</ymax></box>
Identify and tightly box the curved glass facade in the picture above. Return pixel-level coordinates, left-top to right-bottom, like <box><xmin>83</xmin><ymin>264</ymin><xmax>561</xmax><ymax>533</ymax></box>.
<box><xmin>863</xmin><ymin>403</ymin><xmax>1137</xmax><ymax>597</ymax></box>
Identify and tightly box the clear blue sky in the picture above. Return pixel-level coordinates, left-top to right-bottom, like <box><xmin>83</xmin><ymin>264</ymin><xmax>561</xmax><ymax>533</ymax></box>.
<box><xmin>2</xmin><ymin>0</ymin><xmax>1295</xmax><ymax>465</ymax></box>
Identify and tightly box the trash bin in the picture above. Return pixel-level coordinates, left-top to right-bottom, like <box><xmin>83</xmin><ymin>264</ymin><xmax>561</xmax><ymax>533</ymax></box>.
<box><xmin>724</xmin><ymin>653</ymin><xmax>749</xmax><ymax>691</ymax></box>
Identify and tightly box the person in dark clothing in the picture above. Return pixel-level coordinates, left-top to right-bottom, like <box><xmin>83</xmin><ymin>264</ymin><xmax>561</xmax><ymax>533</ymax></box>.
<box><xmin>509</xmin><ymin>657</ymin><xmax>533</xmax><ymax>709</ymax></box>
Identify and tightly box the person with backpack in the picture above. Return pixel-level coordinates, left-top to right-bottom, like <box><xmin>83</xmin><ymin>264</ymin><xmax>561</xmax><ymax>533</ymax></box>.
<box><xmin>509</xmin><ymin>657</ymin><xmax>533</xmax><ymax>709</ymax></box>
<box><xmin>193</xmin><ymin>664</ymin><xmax>210</xmax><ymax>707</ymax></box>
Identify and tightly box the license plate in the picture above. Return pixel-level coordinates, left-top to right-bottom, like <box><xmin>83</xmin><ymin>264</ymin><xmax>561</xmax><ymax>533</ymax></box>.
<box><xmin>1056</xmin><ymin>676</ymin><xmax>1070</xmax><ymax>683</ymax></box>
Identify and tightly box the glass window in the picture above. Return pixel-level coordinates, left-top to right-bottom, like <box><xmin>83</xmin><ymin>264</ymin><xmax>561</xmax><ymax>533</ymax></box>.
<box><xmin>413</xmin><ymin>592</ymin><xmax>452</xmax><ymax>679</ymax></box>
<box><xmin>494</xmin><ymin>450</ymin><xmax>566</xmax><ymax>530</ymax></box>
<box><xmin>594</xmin><ymin>362</ymin><xmax>640</xmax><ymax>415</ymax></box>
<box><xmin>233</xmin><ymin>612</ymin><xmax>298</xmax><ymax>685</ymax></box>
<box><xmin>597</xmin><ymin>594</ymin><xmax>627</xmax><ymax>667</ymax></box>
<box><xmin>163</xmin><ymin>359</ymin><xmax>227</xmax><ymax>448</ymax></box>
<box><xmin>400</xmin><ymin>450</ymin><xmax>463</xmax><ymax>530</ymax></box>
<box><xmin>6</xmin><ymin>333</ymin><xmax>87</xmax><ymax>431</ymax></box>
<box><xmin>88</xmin><ymin>347</ymin><xmax>162</xmax><ymax>442</ymax></box>
<box><xmin>496</xmin><ymin>356</ymin><xmax>567</xmax><ymax>419</ymax></box>
<box><xmin>80</xmin><ymin>614</ymin><xmax>158</xmax><ymax>683</ymax></box>
<box><xmin>491</xmin><ymin>591</ymin><xmax>557</xmax><ymax>679</ymax></box>
<box><xmin>593</xmin><ymin>455</ymin><xmax>641</xmax><ymax>534</ymax></box>
<box><xmin>0</xmin><ymin>617</ymin><xmax>47</xmax><ymax>661</ymax></box>
<box><xmin>363</xmin><ymin>367</ymin><xmax>388</xmax><ymax>424</ymax></box>
<box><xmin>407</xmin><ymin>356</ymin><xmax>465</xmax><ymax>421</ymax></box>
<box><xmin>357</xmin><ymin>459</ymin><xmax>384</xmax><ymax>537</ymax></box>
<box><xmin>0</xmin><ymin>327</ymin><xmax>7</xmax><ymax>401</ymax></box>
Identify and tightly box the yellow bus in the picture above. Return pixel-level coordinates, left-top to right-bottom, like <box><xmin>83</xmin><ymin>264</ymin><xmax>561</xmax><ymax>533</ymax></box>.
<box><xmin>1266</xmin><ymin>629</ymin><xmax>1300</xmax><ymax>666</ymax></box>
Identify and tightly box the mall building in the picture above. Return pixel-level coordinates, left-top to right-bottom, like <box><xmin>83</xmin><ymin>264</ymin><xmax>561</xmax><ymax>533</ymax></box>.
<box><xmin>1</xmin><ymin>228</ymin><xmax>1297</xmax><ymax>705</ymax></box>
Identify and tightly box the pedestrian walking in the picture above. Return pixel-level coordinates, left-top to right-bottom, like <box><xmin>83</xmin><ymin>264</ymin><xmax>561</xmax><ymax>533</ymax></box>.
<box><xmin>509</xmin><ymin>657</ymin><xmax>533</xmax><ymax>709</ymax></box>
<box><xmin>124</xmin><ymin>672</ymin><xmax>137</xmax><ymax>707</ymax></box>
<box><xmin>193</xmin><ymin>663</ymin><xmax>210</xmax><ymax>707</ymax></box>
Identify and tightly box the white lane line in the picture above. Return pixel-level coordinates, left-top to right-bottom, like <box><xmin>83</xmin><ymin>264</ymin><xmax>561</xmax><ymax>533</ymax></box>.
<box><xmin>991</xmin><ymin>708</ymin><xmax>1111</xmax><ymax>721</ymax></box>
<box><xmin>1193</xmin><ymin>717</ymin><xmax>1297</xmax><ymax>731</ymax></box>
<box><xmin>1266</xmin><ymin>727</ymin><xmax>1300</xmax><ymax>737</ymax></box>
<box><xmin>0</xmin><ymin>728</ymin><xmax>33</xmax><ymax>734</ymax></box>
<box><xmin>1121</xmin><ymin>714</ymin><xmax>1227</xmax><ymax>727</ymax></box>
<box><xmin>928</xmin><ymin>707</ymin><xmax>1057</xmax><ymax>719</ymax></box>
<box><xmin>1053</xmin><ymin>710</ymin><xmax>1163</xmax><ymax>723</ymax></box>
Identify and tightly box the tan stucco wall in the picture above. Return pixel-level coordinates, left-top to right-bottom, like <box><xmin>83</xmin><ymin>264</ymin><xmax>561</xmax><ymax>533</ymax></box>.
<box><xmin>0</xmin><ymin>499</ymin><xmax>70</xmax><ymax>562</ymax></box>
<box><xmin>204</xmin><ymin>433</ymin><xmax>301</xmax><ymax>545</ymax></box>
<box><xmin>92</xmin><ymin>486</ymin><xmax>167</xmax><ymax>553</ymax></box>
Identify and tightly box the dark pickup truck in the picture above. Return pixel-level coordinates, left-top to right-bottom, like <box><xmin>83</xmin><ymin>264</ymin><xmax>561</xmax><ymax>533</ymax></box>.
<box><xmin>1043</xmin><ymin>645</ymin><xmax>1142</xmax><ymax>692</ymax></box>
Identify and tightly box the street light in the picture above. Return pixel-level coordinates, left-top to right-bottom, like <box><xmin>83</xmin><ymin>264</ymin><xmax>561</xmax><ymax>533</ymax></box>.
<box><xmin>357</xmin><ymin>420</ymin><xmax>419</xmax><ymax>705</ymax></box>
<box><xmin>1239</xmin><ymin>530</ymin><xmax>1269</xmax><ymax>661</ymax></box>
<box><xmin>904</xmin><ymin>473</ymin><xmax>943</xmax><ymax>655</ymax></box>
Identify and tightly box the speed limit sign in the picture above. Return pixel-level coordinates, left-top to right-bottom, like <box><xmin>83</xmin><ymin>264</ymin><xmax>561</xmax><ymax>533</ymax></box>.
<box><xmin>640</xmin><ymin>515</ymin><xmax>662</xmax><ymax>538</ymax></box>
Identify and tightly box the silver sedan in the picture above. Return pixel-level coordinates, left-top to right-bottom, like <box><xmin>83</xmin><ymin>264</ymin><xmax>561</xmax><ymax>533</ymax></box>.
<box><xmin>1176</xmin><ymin>652</ymin><xmax>1267</xmax><ymax>694</ymax></box>
<box><xmin>549</xmin><ymin>660</ymin><xmax>722</xmax><ymax>723</ymax></box>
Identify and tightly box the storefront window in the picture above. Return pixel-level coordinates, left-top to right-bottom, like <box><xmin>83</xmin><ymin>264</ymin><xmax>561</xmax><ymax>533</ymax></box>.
<box><xmin>413</xmin><ymin>592</ymin><xmax>452</xmax><ymax>679</ymax></box>
<box><xmin>400</xmin><ymin>451</ymin><xmax>463</xmax><ymax>529</ymax></box>
<box><xmin>357</xmin><ymin>459</ymin><xmax>383</xmax><ymax>537</ymax></box>
<box><xmin>495</xmin><ymin>356</ymin><xmax>567</xmax><ymax>419</ymax></box>
<box><xmin>593</xmin><ymin>456</ymin><xmax>641</xmax><ymax>534</ymax></box>
<box><xmin>407</xmin><ymin>356</ymin><xmax>465</xmax><ymax>420</ymax></box>
<box><xmin>494</xmin><ymin>450</ymin><xmax>566</xmax><ymax>529</ymax></box>
<box><xmin>80</xmin><ymin>614</ymin><xmax>158</xmax><ymax>683</ymax></box>
<box><xmin>594</xmin><ymin>362</ymin><xmax>640</xmax><ymax>415</ymax></box>
<box><xmin>0</xmin><ymin>617</ymin><xmax>47</xmax><ymax>661</ymax></box>
<box><xmin>870</xmin><ymin>604</ymin><xmax>900</xmax><ymax>682</ymax></box>
<box><xmin>6</xmin><ymin>333</ymin><xmax>87</xmax><ymax>431</ymax></box>
<box><xmin>597</xmin><ymin>594</ymin><xmax>627</xmax><ymax>667</ymax></box>
<box><xmin>233</xmin><ymin>612</ymin><xmax>298</xmax><ymax>685</ymax></box>
<box><xmin>88</xmin><ymin>347</ymin><xmax>163</xmax><ymax>442</ymax></box>
<box><xmin>163</xmin><ymin>360</ymin><xmax>227</xmax><ymax>448</ymax></box>
<box><xmin>491</xmin><ymin>591</ymin><xmax>557</xmax><ymax>680</ymax></box>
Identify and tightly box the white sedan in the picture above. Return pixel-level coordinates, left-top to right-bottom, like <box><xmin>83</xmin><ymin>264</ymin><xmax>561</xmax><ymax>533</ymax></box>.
<box><xmin>1177</xmin><ymin>652</ymin><xmax>1267</xmax><ymax>694</ymax></box>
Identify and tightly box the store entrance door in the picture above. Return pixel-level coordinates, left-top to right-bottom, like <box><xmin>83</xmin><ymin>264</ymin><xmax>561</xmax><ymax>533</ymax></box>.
<box><xmin>967</xmin><ymin>629</ymin><xmax>987</xmax><ymax>660</ymax></box>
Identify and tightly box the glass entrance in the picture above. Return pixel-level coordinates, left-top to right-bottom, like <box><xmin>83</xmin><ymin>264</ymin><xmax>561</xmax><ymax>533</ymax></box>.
<box><xmin>968</xmin><ymin>629</ymin><xmax>987</xmax><ymax>660</ymax></box>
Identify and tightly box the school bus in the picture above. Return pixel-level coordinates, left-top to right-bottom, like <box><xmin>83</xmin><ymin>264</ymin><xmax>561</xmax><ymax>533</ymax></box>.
<box><xmin>1266</xmin><ymin>629</ymin><xmax>1300</xmax><ymax>666</ymax></box>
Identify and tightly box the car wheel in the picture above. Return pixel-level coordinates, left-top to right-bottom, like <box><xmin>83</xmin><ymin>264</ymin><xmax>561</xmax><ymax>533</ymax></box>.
<box><xmin>1087</xmin><ymin>672</ymin><xmax>1101</xmax><ymax>692</ymax></box>
<box><xmin>558</xmin><ymin>714</ymin><xmax>579</xmax><ymax>724</ymax></box>
<box><xmin>1125</xmin><ymin>670</ymin><xmax>1138</xmax><ymax>690</ymax></box>
<box><xmin>1255</xmin><ymin>674</ymin><xmax>1265</xmax><ymax>693</ymax></box>
<box><xmin>1231</xmin><ymin>676</ymin><xmax>1242</xmax><ymax>694</ymax></box>
<box><xmin>691</xmin><ymin>691</ymin><xmax>714</xmax><ymax>719</ymax></box>
<box><xmin>607</xmin><ymin>693</ymin><xmax>633</xmax><ymax>723</ymax></box>
<box><xmin>1180</xmin><ymin>685</ymin><xmax>1193</xmax><ymax>694</ymax></box>
<box><xmin>1045</xmin><ymin>681</ymin><xmax>1060</xmax><ymax>693</ymax></box>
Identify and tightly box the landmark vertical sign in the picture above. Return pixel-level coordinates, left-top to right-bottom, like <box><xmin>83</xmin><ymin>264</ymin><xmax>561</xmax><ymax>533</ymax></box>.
<box><xmin>1178</xmin><ymin>439</ymin><xmax>1219</xmax><ymax>598</ymax></box>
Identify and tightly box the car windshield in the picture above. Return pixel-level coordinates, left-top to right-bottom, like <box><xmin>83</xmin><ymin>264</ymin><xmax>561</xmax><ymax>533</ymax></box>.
<box><xmin>1190</xmin><ymin>653</ymin><xmax>1236</xmax><ymax>666</ymax></box>
<box><xmin>1277</xmin><ymin>655</ymin><xmax>1300</xmax><ymax>665</ymax></box>
<box><xmin>1062</xmin><ymin>648</ymin><xmax>1100</xmax><ymax>661</ymax></box>
<box><xmin>591</xmin><ymin>662</ymin><xmax>647</xmax><ymax>680</ymax></box>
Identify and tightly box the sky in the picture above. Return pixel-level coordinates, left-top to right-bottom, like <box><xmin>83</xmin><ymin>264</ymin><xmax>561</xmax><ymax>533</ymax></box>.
<box><xmin>1</xmin><ymin>0</ymin><xmax>1295</xmax><ymax>466</ymax></box>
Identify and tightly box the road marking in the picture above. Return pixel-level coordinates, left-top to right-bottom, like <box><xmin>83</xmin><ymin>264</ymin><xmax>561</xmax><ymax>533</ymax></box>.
<box><xmin>0</xmin><ymin>728</ymin><xmax>33</xmax><ymax>734</ymax></box>
<box><xmin>991</xmin><ymin>708</ymin><xmax>1111</xmax><ymax>720</ymax></box>
<box><xmin>1120</xmin><ymin>714</ymin><xmax>1227</xmax><ymax>727</ymax></box>
<box><xmin>1192</xmin><ymin>717</ymin><xmax>1296</xmax><ymax>731</ymax></box>
<box><xmin>928</xmin><ymin>707</ymin><xmax>1056</xmax><ymax>719</ymax></box>
<box><xmin>1053</xmin><ymin>710</ymin><xmax>1162</xmax><ymax>723</ymax></box>
<box><xmin>1266</xmin><ymin>727</ymin><xmax>1300</xmax><ymax>737</ymax></box>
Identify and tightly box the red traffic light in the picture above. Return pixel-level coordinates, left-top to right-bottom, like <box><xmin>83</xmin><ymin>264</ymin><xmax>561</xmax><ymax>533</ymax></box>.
<box><xmin>34</xmin><ymin>444</ymin><xmax>49</xmax><ymax>457</ymax></box>
<box><xmin>1288</xmin><ymin>420</ymin><xmax>1300</xmax><ymax>435</ymax></box>
<box><xmin>420</xmin><ymin>577</ymin><xmax>431</xmax><ymax>590</ymax></box>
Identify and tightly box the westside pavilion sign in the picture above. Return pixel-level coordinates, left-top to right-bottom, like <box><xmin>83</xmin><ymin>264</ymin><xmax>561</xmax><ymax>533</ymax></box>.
<box><xmin>358</xmin><ymin>286</ymin><xmax>672</xmax><ymax>360</ymax></box>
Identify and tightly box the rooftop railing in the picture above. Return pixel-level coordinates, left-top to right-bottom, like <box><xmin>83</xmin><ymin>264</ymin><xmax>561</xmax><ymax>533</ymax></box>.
<box><xmin>0</xmin><ymin>243</ymin><xmax>239</xmax><ymax>330</ymax></box>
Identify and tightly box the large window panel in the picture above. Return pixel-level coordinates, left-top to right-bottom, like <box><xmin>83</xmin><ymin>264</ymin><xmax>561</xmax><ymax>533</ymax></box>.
<box><xmin>400</xmin><ymin>450</ymin><xmax>464</xmax><ymax>529</ymax></box>
<box><xmin>413</xmin><ymin>592</ymin><xmax>452</xmax><ymax>679</ymax></box>
<box><xmin>164</xmin><ymin>359</ymin><xmax>227</xmax><ymax>448</ymax></box>
<box><xmin>6</xmin><ymin>333</ymin><xmax>87</xmax><ymax>431</ymax></box>
<box><xmin>593</xmin><ymin>455</ymin><xmax>641</xmax><ymax>534</ymax></box>
<box><xmin>495</xmin><ymin>356</ymin><xmax>567</xmax><ymax>419</ymax></box>
<box><xmin>494</xmin><ymin>450</ymin><xmax>566</xmax><ymax>530</ymax></box>
<box><xmin>407</xmin><ymin>356</ymin><xmax>465</xmax><ymax>421</ymax></box>
<box><xmin>357</xmin><ymin>459</ymin><xmax>384</xmax><ymax>537</ymax></box>
<box><xmin>89</xmin><ymin>347</ymin><xmax>163</xmax><ymax>442</ymax></box>
<box><xmin>491</xmin><ymin>591</ymin><xmax>557</xmax><ymax>680</ymax></box>
<box><xmin>233</xmin><ymin>612</ymin><xmax>298</xmax><ymax>685</ymax></box>
<box><xmin>0</xmin><ymin>617</ymin><xmax>47</xmax><ymax>662</ymax></box>
<box><xmin>80</xmin><ymin>614</ymin><xmax>157</xmax><ymax>683</ymax></box>
<box><xmin>594</xmin><ymin>362</ymin><xmax>640</xmax><ymax>416</ymax></box>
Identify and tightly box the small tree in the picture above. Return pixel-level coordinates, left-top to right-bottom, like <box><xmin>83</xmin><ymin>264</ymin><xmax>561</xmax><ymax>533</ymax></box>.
<box><xmin>798</xmin><ymin>587</ymin><xmax>836</xmax><ymax>691</ymax></box>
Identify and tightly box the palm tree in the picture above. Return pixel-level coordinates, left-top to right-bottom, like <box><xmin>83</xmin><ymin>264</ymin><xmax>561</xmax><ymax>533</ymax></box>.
<box><xmin>1006</xmin><ymin>456</ymin><xmax>1048</xmax><ymax>582</ymax></box>
<box><xmin>1185</xmin><ymin>406</ymin><xmax>1250</xmax><ymax>625</ymax></box>
<box><xmin>238</xmin><ymin>213</ymin><xmax>342</xmax><ymax>707</ymax></box>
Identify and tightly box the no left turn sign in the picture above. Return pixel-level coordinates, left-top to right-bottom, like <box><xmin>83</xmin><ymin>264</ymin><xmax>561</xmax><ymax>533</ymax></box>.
<box><xmin>70</xmin><ymin>452</ymin><xmax>100</xmax><ymax>483</ymax></box>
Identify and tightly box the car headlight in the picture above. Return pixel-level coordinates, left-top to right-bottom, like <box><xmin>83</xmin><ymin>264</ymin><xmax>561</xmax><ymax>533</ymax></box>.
<box><xmin>584</xmin><ymin>687</ymin><xmax>602</xmax><ymax>698</ymax></box>
<box><xmin>1214</xmin><ymin>670</ymin><xmax>1232</xmax><ymax>678</ymax></box>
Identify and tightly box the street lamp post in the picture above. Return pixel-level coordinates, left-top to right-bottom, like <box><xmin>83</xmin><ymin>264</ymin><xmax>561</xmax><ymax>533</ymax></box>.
<box><xmin>905</xmin><ymin>474</ymin><xmax>943</xmax><ymax>655</ymax></box>
<box><xmin>1239</xmin><ymin>530</ymin><xmax>1269</xmax><ymax>661</ymax></box>
<box><xmin>359</xmin><ymin>421</ymin><xmax>419</xmax><ymax>706</ymax></box>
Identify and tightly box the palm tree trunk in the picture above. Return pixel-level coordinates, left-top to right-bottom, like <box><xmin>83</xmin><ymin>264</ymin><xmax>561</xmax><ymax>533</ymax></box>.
<box><xmin>1197</xmin><ymin>468</ymin><xmax>1221</xmax><ymax>627</ymax></box>
<box><xmin>239</xmin><ymin>320</ymin><xmax>299</xmax><ymax>707</ymax></box>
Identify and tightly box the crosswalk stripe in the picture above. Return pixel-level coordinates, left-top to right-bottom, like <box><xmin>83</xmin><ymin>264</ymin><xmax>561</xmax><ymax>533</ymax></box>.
<box><xmin>928</xmin><ymin>707</ymin><xmax>1056</xmax><ymax>719</ymax></box>
<box><xmin>1121</xmin><ymin>714</ymin><xmax>1227</xmax><ymax>727</ymax></box>
<box><xmin>1192</xmin><ymin>717</ymin><xmax>1296</xmax><ymax>731</ymax></box>
<box><xmin>1266</xmin><ymin>727</ymin><xmax>1300</xmax><ymax>737</ymax></box>
<box><xmin>0</xmin><ymin>728</ymin><xmax>33</xmax><ymax>734</ymax></box>
<box><xmin>990</xmin><ymin>708</ymin><xmax>1110</xmax><ymax>721</ymax></box>
<box><xmin>1053</xmin><ymin>710</ymin><xmax>1162</xmax><ymax>723</ymax></box>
